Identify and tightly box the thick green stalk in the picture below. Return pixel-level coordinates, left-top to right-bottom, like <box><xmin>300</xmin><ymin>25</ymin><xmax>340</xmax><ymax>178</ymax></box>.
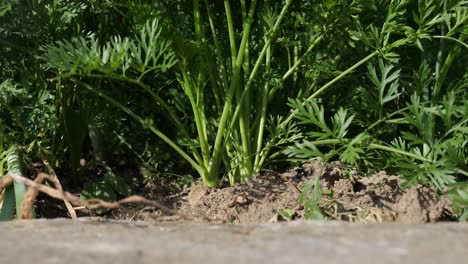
<box><xmin>217</xmin><ymin>0</ymin><xmax>292</xmax><ymax>175</ymax></box>
<box><xmin>191</xmin><ymin>0</ymin><xmax>211</xmax><ymax>171</ymax></box>
<box><xmin>193</xmin><ymin>0</ymin><xmax>203</xmax><ymax>43</ymax></box>
<box><xmin>256</xmin><ymin>139</ymin><xmax>275</xmax><ymax>171</ymax></box>
<box><xmin>253</xmin><ymin>40</ymin><xmax>271</xmax><ymax>174</ymax></box>
<box><xmin>180</xmin><ymin>71</ymin><xmax>211</xmax><ymax>171</ymax></box>
<box><xmin>240</xmin><ymin>0</ymin><xmax>250</xmax><ymax>74</ymax></box>
<box><xmin>229</xmin><ymin>0</ymin><xmax>293</xmax><ymax>134</ymax></box>
<box><xmin>209</xmin><ymin>0</ymin><xmax>258</xmax><ymax>182</ymax></box>
<box><xmin>238</xmin><ymin>0</ymin><xmax>253</xmax><ymax>180</ymax></box>
<box><xmin>433</xmin><ymin>35</ymin><xmax>465</xmax><ymax>98</ymax></box>
<box><xmin>244</xmin><ymin>0</ymin><xmax>291</xmax><ymax>92</ymax></box>
<box><xmin>203</xmin><ymin>0</ymin><xmax>229</xmax><ymax>112</ymax></box>
<box><xmin>293</xmin><ymin>41</ymin><xmax>299</xmax><ymax>85</ymax></box>
<box><xmin>238</xmin><ymin>92</ymin><xmax>252</xmax><ymax>180</ymax></box>
<box><xmin>224</xmin><ymin>0</ymin><xmax>237</xmax><ymax>69</ymax></box>
<box><xmin>234</xmin><ymin>0</ymin><xmax>258</xmax><ymax>69</ymax></box>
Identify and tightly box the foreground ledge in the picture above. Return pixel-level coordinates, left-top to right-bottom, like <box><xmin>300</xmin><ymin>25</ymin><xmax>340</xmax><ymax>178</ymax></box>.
<box><xmin>1</xmin><ymin>218</ymin><xmax>467</xmax><ymax>264</ymax></box>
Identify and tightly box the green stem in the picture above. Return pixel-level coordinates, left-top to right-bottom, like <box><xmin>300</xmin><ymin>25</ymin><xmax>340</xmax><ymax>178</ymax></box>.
<box><xmin>368</xmin><ymin>143</ymin><xmax>432</xmax><ymax>163</ymax></box>
<box><xmin>80</xmin><ymin>73</ymin><xmax>202</xmax><ymax>161</ymax></box>
<box><xmin>309</xmin><ymin>138</ymin><xmax>434</xmax><ymax>163</ymax></box>
<box><xmin>282</xmin><ymin>35</ymin><xmax>324</xmax><ymax>81</ymax></box>
<box><xmin>433</xmin><ymin>35</ymin><xmax>465</xmax><ymax>98</ymax></box>
<box><xmin>225</xmin><ymin>0</ymin><xmax>292</xmax><ymax>174</ymax></box>
<box><xmin>228</xmin><ymin>0</ymin><xmax>293</xmax><ymax>134</ymax></box>
<box><xmin>433</xmin><ymin>36</ymin><xmax>468</xmax><ymax>49</ymax></box>
<box><xmin>204</xmin><ymin>0</ymin><xmax>229</xmax><ymax>112</ymax></box>
<box><xmin>224</xmin><ymin>0</ymin><xmax>237</xmax><ymax>69</ymax></box>
<box><xmin>241</xmin><ymin>0</ymin><xmax>250</xmax><ymax>75</ymax></box>
<box><xmin>75</xmin><ymin>79</ymin><xmax>210</xmax><ymax>184</ymax></box>
<box><xmin>238</xmin><ymin>0</ymin><xmax>253</xmax><ymax>179</ymax></box>
<box><xmin>77</xmin><ymin>73</ymin><xmax>183</xmax><ymax>129</ymax></box>
<box><xmin>180</xmin><ymin>70</ymin><xmax>211</xmax><ymax>171</ymax></box>
<box><xmin>253</xmin><ymin>31</ymin><xmax>273</xmax><ymax>174</ymax></box>
<box><xmin>209</xmin><ymin>0</ymin><xmax>258</xmax><ymax>182</ymax></box>
<box><xmin>283</xmin><ymin>50</ymin><xmax>380</xmax><ymax>125</ymax></box>
<box><xmin>193</xmin><ymin>0</ymin><xmax>203</xmax><ymax>43</ymax></box>
<box><xmin>365</xmin><ymin>106</ymin><xmax>409</xmax><ymax>132</ymax></box>
<box><xmin>259</xmin><ymin>48</ymin><xmax>393</xmax><ymax>167</ymax></box>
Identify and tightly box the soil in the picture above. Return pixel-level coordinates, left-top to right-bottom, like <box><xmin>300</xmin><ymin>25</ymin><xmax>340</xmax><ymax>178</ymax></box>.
<box><xmin>109</xmin><ymin>160</ymin><xmax>457</xmax><ymax>224</ymax></box>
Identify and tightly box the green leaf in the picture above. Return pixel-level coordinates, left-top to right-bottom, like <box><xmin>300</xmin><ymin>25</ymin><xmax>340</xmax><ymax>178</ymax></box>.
<box><xmin>278</xmin><ymin>209</ymin><xmax>295</xmax><ymax>221</ymax></box>
<box><xmin>13</xmin><ymin>181</ymin><xmax>27</xmax><ymax>220</ymax></box>
<box><xmin>6</xmin><ymin>148</ymin><xmax>32</xmax><ymax>219</ymax></box>
<box><xmin>0</xmin><ymin>186</ymin><xmax>15</xmax><ymax>221</ymax></box>
<box><xmin>367</xmin><ymin>59</ymin><xmax>401</xmax><ymax>106</ymax></box>
<box><xmin>299</xmin><ymin>175</ymin><xmax>325</xmax><ymax>220</ymax></box>
<box><xmin>284</xmin><ymin>140</ymin><xmax>324</xmax><ymax>159</ymax></box>
<box><xmin>0</xmin><ymin>1</ymin><xmax>12</xmax><ymax>17</ymax></box>
<box><xmin>447</xmin><ymin>182</ymin><xmax>468</xmax><ymax>214</ymax></box>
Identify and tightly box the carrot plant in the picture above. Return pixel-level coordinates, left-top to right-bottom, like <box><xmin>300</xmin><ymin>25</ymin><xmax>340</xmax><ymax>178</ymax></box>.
<box><xmin>2</xmin><ymin>0</ymin><xmax>466</xmax><ymax>220</ymax></box>
<box><xmin>285</xmin><ymin>0</ymin><xmax>467</xmax><ymax>194</ymax></box>
<box><xmin>42</xmin><ymin>0</ymin><xmax>351</xmax><ymax>187</ymax></box>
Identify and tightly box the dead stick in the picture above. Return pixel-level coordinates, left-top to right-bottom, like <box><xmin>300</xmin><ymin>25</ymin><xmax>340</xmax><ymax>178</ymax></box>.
<box><xmin>275</xmin><ymin>172</ymin><xmax>302</xmax><ymax>195</ymax></box>
<box><xmin>43</xmin><ymin>160</ymin><xmax>77</xmax><ymax>219</ymax></box>
<box><xmin>0</xmin><ymin>176</ymin><xmax>14</xmax><ymax>191</ymax></box>
<box><xmin>21</xmin><ymin>173</ymin><xmax>46</xmax><ymax>219</ymax></box>
<box><xmin>0</xmin><ymin>189</ymin><xmax>4</xmax><ymax>205</ymax></box>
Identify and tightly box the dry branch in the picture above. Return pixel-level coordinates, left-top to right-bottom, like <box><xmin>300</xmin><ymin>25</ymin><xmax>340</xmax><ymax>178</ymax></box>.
<box><xmin>43</xmin><ymin>160</ymin><xmax>77</xmax><ymax>219</ymax></box>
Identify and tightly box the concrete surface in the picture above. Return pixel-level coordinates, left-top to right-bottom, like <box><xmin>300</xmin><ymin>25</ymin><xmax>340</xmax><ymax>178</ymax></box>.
<box><xmin>1</xmin><ymin>219</ymin><xmax>467</xmax><ymax>264</ymax></box>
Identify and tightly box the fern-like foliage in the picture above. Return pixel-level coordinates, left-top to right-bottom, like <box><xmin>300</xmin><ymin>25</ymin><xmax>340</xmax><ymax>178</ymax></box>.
<box><xmin>41</xmin><ymin>19</ymin><xmax>177</xmax><ymax>78</ymax></box>
<box><xmin>285</xmin><ymin>0</ymin><xmax>468</xmax><ymax>194</ymax></box>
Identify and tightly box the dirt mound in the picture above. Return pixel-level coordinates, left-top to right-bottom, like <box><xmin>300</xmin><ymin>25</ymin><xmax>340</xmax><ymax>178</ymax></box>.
<box><xmin>320</xmin><ymin>169</ymin><xmax>455</xmax><ymax>223</ymax></box>
<box><xmin>179</xmin><ymin>171</ymin><xmax>301</xmax><ymax>223</ymax></box>
<box><xmin>112</xmin><ymin>161</ymin><xmax>457</xmax><ymax>224</ymax></box>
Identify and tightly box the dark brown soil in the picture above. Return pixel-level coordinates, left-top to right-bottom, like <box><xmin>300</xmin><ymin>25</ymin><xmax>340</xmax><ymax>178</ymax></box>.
<box><xmin>111</xmin><ymin>160</ymin><xmax>457</xmax><ymax>224</ymax></box>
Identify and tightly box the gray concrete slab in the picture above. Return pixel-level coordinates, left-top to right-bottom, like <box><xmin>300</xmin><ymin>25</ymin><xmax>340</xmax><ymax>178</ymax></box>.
<box><xmin>1</xmin><ymin>219</ymin><xmax>467</xmax><ymax>264</ymax></box>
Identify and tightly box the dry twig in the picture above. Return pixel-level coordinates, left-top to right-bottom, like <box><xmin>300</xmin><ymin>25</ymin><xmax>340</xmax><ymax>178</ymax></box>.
<box><xmin>0</xmin><ymin>189</ymin><xmax>4</xmax><ymax>205</ymax></box>
<box><xmin>43</xmin><ymin>160</ymin><xmax>77</xmax><ymax>219</ymax></box>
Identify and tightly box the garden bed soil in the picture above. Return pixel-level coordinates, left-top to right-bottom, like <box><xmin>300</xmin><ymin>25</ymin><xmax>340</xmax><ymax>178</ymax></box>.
<box><xmin>111</xmin><ymin>160</ymin><xmax>457</xmax><ymax>224</ymax></box>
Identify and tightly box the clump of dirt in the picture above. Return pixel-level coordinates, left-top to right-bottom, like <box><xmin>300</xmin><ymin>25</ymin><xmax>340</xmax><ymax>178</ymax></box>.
<box><xmin>320</xmin><ymin>169</ymin><xmax>455</xmax><ymax>223</ymax></box>
<box><xmin>126</xmin><ymin>160</ymin><xmax>456</xmax><ymax>224</ymax></box>
<box><xmin>179</xmin><ymin>171</ymin><xmax>302</xmax><ymax>223</ymax></box>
